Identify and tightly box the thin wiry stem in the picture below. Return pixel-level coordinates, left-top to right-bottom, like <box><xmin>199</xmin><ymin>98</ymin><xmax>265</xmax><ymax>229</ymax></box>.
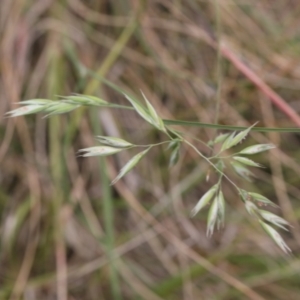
<box><xmin>137</xmin><ymin>140</ymin><xmax>172</xmax><ymax>148</ymax></box>
<box><xmin>184</xmin><ymin>139</ymin><xmax>240</xmax><ymax>192</ymax></box>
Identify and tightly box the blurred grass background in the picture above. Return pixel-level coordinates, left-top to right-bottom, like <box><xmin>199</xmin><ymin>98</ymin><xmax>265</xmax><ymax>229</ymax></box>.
<box><xmin>1</xmin><ymin>0</ymin><xmax>300</xmax><ymax>299</ymax></box>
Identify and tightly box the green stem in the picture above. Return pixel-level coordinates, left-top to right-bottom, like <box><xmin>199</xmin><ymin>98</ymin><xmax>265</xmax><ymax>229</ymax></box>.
<box><xmin>72</xmin><ymin>66</ymin><xmax>300</xmax><ymax>133</ymax></box>
<box><xmin>21</xmin><ymin>99</ymin><xmax>300</xmax><ymax>133</ymax></box>
<box><xmin>137</xmin><ymin>140</ymin><xmax>172</xmax><ymax>148</ymax></box>
<box><xmin>163</xmin><ymin>119</ymin><xmax>300</xmax><ymax>132</ymax></box>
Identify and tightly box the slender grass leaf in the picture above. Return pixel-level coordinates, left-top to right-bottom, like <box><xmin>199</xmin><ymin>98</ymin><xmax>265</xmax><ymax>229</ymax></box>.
<box><xmin>71</xmin><ymin>70</ymin><xmax>300</xmax><ymax>133</ymax></box>
<box><xmin>163</xmin><ymin>119</ymin><xmax>300</xmax><ymax>133</ymax></box>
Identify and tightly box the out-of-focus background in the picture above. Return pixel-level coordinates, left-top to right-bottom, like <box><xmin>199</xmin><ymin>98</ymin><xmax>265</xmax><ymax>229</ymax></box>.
<box><xmin>1</xmin><ymin>0</ymin><xmax>300</xmax><ymax>299</ymax></box>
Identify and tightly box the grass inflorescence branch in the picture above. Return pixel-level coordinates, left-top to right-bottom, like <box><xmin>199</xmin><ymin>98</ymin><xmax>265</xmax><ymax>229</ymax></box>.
<box><xmin>6</xmin><ymin>87</ymin><xmax>292</xmax><ymax>254</ymax></box>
